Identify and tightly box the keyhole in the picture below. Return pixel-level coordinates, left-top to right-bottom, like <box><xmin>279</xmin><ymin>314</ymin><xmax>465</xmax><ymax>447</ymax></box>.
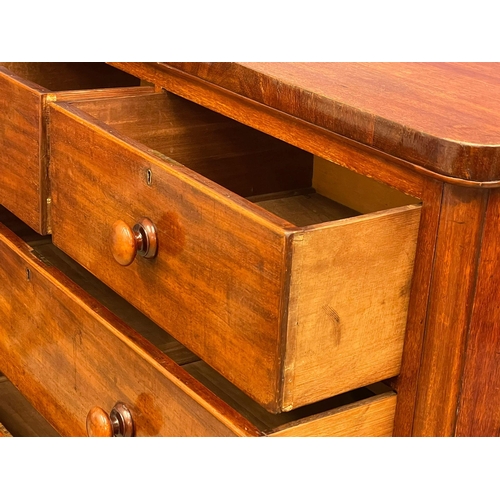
<box><xmin>146</xmin><ymin>169</ymin><xmax>152</xmax><ymax>186</ymax></box>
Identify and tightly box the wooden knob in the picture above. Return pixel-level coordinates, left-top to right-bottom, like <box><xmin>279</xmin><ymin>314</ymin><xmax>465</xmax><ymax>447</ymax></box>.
<box><xmin>86</xmin><ymin>403</ymin><xmax>135</xmax><ymax>437</ymax></box>
<box><xmin>86</xmin><ymin>406</ymin><xmax>113</xmax><ymax>437</ymax></box>
<box><xmin>110</xmin><ymin>218</ymin><xmax>157</xmax><ymax>266</ymax></box>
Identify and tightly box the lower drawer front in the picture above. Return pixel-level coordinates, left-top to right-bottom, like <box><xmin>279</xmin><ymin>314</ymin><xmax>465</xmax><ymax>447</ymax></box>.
<box><xmin>0</xmin><ymin>221</ymin><xmax>246</xmax><ymax>437</ymax></box>
<box><xmin>0</xmin><ymin>215</ymin><xmax>397</xmax><ymax>436</ymax></box>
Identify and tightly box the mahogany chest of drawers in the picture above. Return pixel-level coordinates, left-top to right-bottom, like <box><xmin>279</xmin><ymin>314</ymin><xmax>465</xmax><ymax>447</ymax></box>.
<box><xmin>0</xmin><ymin>62</ymin><xmax>498</xmax><ymax>436</ymax></box>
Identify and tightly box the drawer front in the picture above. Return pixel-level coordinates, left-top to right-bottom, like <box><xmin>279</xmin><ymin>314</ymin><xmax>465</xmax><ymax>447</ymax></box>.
<box><xmin>49</xmin><ymin>101</ymin><xmax>288</xmax><ymax>410</ymax></box>
<box><xmin>270</xmin><ymin>392</ymin><xmax>397</xmax><ymax>437</ymax></box>
<box><xmin>0</xmin><ymin>223</ymin><xmax>258</xmax><ymax>437</ymax></box>
<box><xmin>0</xmin><ymin>63</ymin><xmax>143</xmax><ymax>234</ymax></box>
<box><xmin>48</xmin><ymin>96</ymin><xmax>420</xmax><ymax>412</ymax></box>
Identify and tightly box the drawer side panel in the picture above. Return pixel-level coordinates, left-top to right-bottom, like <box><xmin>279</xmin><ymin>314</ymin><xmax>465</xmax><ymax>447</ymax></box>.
<box><xmin>284</xmin><ymin>205</ymin><xmax>421</xmax><ymax>409</ymax></box>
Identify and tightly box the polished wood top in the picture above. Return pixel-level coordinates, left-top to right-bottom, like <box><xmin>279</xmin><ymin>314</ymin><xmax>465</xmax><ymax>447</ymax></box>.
<box><xmin>150</xmin><ymin>63</ymin><xmax>500</xmax><ymax>183</ymax></box>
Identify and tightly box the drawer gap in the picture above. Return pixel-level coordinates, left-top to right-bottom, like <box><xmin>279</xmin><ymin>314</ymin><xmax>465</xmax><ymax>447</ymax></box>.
<box><xmin>182</xmin><ymin>360</ymin><xmax>393</xmax><ymax>434</ymax></box>
<box><xmin>0</xmin><ymin>375</ymin><xmax>59</xmax><ymax>437</ymax></box>
<box><xmin>0</xmin><ymin>63</ymin><xmax>140</xmax><ymax>92</ymax></box>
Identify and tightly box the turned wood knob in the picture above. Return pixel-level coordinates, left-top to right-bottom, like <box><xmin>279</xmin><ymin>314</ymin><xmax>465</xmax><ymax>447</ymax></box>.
<box><xmin>110</xmin><ymin>217</ymin><xmax>157</xmax><ymax>266</ymax></box>
<box><xmin>86</xmin><ymin>407</ymin><xmax>113</xmax><ymax>437</ymax></box>
<box><xmin>86</xmin><ymin>403</ymin><xmax>135</xmax><ymax>437</ymax></box>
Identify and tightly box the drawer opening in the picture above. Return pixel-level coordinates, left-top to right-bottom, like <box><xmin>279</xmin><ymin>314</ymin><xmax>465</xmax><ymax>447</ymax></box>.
<box><xmin>69</xmin><ymin>90</ymin><xmax>419</xmax><ymax>229</ymax></box>
<box><xmin>251</xmin><ymin>156</ymin><xmax>420</xmax><ymax>227</ymax></box>
<box><xmin>0</xmin><ymin>207</ymin><xmax>396</xmax><ymax>435</ymax></box>
<box><xmin>0</xmin><ymin>374</ymin><xmax>59</xmax><ymax>437</ymax></box>
<box><xmin>0</xmin><ymin>63</ymin><xmax>140</xmax><ymax>92</ymax></box>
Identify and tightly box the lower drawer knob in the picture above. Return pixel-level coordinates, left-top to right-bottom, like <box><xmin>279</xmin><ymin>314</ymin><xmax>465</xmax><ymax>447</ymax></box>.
<box><xmin>86</xmin><ymin>402</ymin><xmax>135</xmax><ymax>437</ymax></box>
<box><xmin>111</xmin><ymin>218</ymin><xmax>157</xmax><ymax>266</ymax></box>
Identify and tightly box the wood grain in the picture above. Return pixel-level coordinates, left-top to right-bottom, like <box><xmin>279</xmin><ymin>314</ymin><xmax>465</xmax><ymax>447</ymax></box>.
<box><xmin>283</xmin><ymin>205</ymin><xmax>421</xmax><ymax>409</ymax></box>
<box><xmin>455</xmin><ymin>188</ymin><xmax>500</xmax><ymax>436</ymax></box>
<box><xmin>412</xmin><ymin>185</ymin><xmax>488</xmax><ymax>436</ymax></box>
<box><xmin>0</xmin><ymin>67</ymin><xmax>45</xmax><ymax>232</ymax></box>
<box><xmin>149</xmin><ymin>62</ymin><xmax>500</xmax><ymax>182</ymax></box>
<box><xmin>0</xmin><ymin>222</ymin><xmax>261</xmax><ymax>437</ymax></box>
<box><xmin>391</xmin><ymin>178</ymin><xmax>444</xmax><ymax>436</ymax></box>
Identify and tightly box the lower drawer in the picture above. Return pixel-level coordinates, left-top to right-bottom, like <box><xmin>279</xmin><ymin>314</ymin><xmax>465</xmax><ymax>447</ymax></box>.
<box><xmin>0</xmin><ymin>375</ymin><xmax>59</xmax><ymax>437</ymax></box>
<box><xmin>0</xmin><ymin>209</ymin><xmax>397</xmax><ymax>436</ymax></box>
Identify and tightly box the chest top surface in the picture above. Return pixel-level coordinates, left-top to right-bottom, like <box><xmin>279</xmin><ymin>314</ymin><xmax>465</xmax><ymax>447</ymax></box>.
<box><xmin>158</xmin><ymin>62</ymin><xmax>500</xmax><ymax>183</ymax></box>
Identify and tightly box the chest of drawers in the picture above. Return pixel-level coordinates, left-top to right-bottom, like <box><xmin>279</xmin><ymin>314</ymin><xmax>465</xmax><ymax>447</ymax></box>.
<box><xmin>0</xmin><ymin>62</ymin><xmax>499</xmax><ymax>436</ymax></box>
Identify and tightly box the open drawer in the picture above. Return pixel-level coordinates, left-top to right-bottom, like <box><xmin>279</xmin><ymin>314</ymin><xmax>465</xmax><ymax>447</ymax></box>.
<box><xmin>48</xmin><ymin>90</ymin><xmax>421</xmax><ymax>412</ymax></box>
<box><xmin>0</xmin><ymin>209</ymin><xmax>396</xmax><ymax>436</ymax></box>
<box><xmin>0</xmin><ymin>62</ymin><xmax>151</xmax><ymax>234</ymax></box>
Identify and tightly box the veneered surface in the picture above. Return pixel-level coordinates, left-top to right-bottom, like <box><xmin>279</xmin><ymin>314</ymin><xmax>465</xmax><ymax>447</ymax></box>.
<box><xmin>456</xmin><ymin>188</ymin><xmax>500</xmax><ymax>436</ymax></box>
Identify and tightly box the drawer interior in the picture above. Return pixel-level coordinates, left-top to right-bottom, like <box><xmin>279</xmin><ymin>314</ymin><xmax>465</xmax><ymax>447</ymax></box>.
<box><xmin>0</xmin><ymin>62</ymin><xmax>140</xmax><ymax>92</ymax></box>
<box><xmin>1</xmin><ymin>207</ymin><xmax>396</xmax><ymax>435</ymax></box>
<box><xmin>0</xmin><ymin>375</ymin><xmax>59</xmax><ymax>437</ymax></box>
<box><xmin>70</xmin><ymin>91</ymin><xmax>419</xmax><ymax>222</ymax></box>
